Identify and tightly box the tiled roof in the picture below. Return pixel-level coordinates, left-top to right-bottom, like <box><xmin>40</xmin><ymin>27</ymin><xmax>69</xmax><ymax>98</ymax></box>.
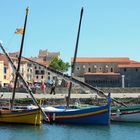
<box><xmin>130</xmin><ymin>60</ymin><xmax>139</xmax><ymax>64</ymax></box>
<box><xmin>10</xmin><ymin>56</ymin><xmax>29</xmax><ymax>62</ymax></box>
<box><xmin>71</xmin><ymin>57</ymin><xmax>130</xmax><ymax>63</ymax></box>
<box><xmin>25</xmin><ymin>57</ymin><xmax>50</xmax><ymax>67</ymax></box>
<box><xmin>84</xmin><ymin>72</ymin><xmax>121</xmax><ymax>76</ymax></box>
<box><xmin>39</xmin><ymin>61</ymin><xmax>50</xmax><ymax>66</ymax></box>
<box><xmin>118</xmin><ymin>64</ymin><xmax>140</xmax><ymax>68</ymax></box>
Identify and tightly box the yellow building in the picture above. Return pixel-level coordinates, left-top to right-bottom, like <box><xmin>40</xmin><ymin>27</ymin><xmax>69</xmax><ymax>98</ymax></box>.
<box><xmin>0</xmin><ymin>61</ymin><xmax>4</xmax><ymax>86</ymax></box>
<box><xmin>0</xmin><ymin>61</ymin><xmax>10</xmax><ymax>86</ymax></box>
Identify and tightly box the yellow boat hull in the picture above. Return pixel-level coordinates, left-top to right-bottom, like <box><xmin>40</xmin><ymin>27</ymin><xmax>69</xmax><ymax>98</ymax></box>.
<box><xmin>0</xmin><ymin>108</ymin><xmax>42</xmax><ymax>125</ymax></box>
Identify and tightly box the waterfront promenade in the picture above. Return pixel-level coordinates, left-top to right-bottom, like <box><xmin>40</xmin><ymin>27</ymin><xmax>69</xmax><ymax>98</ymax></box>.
<box><xmin>1</xmin><ymin>92</ymin><xmax>140</xmax><ymax>99</ymax></box>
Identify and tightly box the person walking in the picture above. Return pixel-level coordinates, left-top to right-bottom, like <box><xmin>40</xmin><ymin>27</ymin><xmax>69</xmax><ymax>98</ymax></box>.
<box><xmin>41</xmin><ymin>81</ymin><xmax>46</xmax><ymax>94</ymax></box>
<box><xmin>50</xmin><ymin>80</ymin><xmax>56</xmax><ymax>95</ymax></box>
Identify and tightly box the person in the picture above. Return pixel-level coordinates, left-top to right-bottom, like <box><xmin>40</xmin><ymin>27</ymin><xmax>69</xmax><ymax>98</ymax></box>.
<box><xmin>50</xmin><ymin>80</ymin><xmax>56</xmax><ymax>95</ymax></box>
<box><xmin>41</xmin><ymin>81</ymin><xmax>46</xmax><ymax>94</ymax></box>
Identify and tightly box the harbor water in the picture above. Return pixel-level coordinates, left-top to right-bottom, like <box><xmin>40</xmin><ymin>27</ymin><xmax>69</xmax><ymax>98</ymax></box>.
<box><xmin>0</xmin><ymin>122</ymin><xmax>140</xmax><ymax>140</ymax></box>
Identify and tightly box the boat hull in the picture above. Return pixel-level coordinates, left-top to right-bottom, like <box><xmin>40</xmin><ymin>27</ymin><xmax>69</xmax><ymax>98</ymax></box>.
<box><xmin>0</xmin><ymin>108</ymin><xmax>42</xmax><ymax>125</ymax></box>
<box><xmin>111</xmin><ymin>111</ymin><xmax>140</xmax><ymax>122</ymax></box>
<box><xmin>45</xmin><ymin>104</ymin><xmax>110</xmax><ymax>125</ymax></box>
<box><xmin>111</xmin><ymin>105</ymin><xmax>140</xmax><ymax>122</ymax></box>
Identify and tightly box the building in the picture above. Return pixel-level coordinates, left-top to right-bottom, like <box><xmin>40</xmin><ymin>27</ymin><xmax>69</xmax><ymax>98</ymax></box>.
<box><xmin>0</xmin><ymin>48</ymin><xmax>61</xmax><ymax>86</ymax></box>
<box><xmin>32</xmin><ymin>61</ymin><xmax>48</xmax><ymax>83</ymax></box>
<box><xmin>72</xmin><ymin>57</ymin><xmax>140</xmax><ymax>87</ymax></box>
<box><xmin>29</xmin><ymin>49</ymin><xmax>60</xmax><ymax>83</ymax></box>
<box><xmin>30</xmin><ymin>49</ymin><xmax>60</xmax><ymax>63</ymax></box>
<box><xmin>0</xmin><ymin>53</ymin><xmax>10</xmax><ymax>86</ymax></box>
<box><xmin>38</xmin><ymin>49</ymin><xmax>60</xmax><ymax>62</ymax></box>
<box><xmin>0</xmin><ymin>61</ymin><xmax>4</xmax><ymax>86</ymax></box>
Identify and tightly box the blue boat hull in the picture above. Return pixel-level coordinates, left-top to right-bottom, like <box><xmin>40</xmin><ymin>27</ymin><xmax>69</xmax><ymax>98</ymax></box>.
<box><xmin>45</xmin><ymin>104</ymin><xmax>110</xmax><ymax>125</ymax></box>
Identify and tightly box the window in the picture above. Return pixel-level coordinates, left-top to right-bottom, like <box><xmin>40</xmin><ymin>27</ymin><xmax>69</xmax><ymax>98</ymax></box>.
<box><xmin>35</xmin><ymin>70</ymin><xmax>39</xmax><ymax>74</ymax></box>
<box><xmin>28</xmin><ymin>64</ymin><xmax>32</xmax><ymax>67</ymax></box>
<box><xmin>136</xmin><ymin>68</ymin><xmax>138</xmax><ymax>72</ymax></box>
<box><xmin>35</xmin><ymin>66</ymin><xmax>37</xmax><ymax>69</ymax></box>
<box><xmin>99</xmin><ymin>67</ymin><xmax>102</xmax><ymax>71</ymax></box>
<box><xmin>111</xmin><ymin>67</ymin><xmax>113</xmax><ymax>72</ymax></box>
<box><xmin>41</xmin><ymin>70</ymin><xmax>45</xmax><ymax>74</ymax></box>
<box><xmin>41</xmin><ymin>76</ymin><xmax>44</xmax><ymax>79</ymax></box>
<box><xmin>48</xmin><ymin>72</ymin><xmax>50</xmax><ymax>75</ymax></box>
<box><xmin>4</xmin><ymin>67</ymin><xmax>7</xmax><ymax>74</ymax></box>
<box><xmin>88</xmin><ymin>68</ymin><xmax>91</xmax><ymax>72</ymax></box>
<box><xmin>48</xmin><ymin>76</ymin><xmax>50</xmax><ymax>80</ymax></box>
<box><xmin>124</xmin><ymin>68</ymin><xmax>127</xmax><ymax>72</ymax></box>
<box><xmin>4</xmin><ymin>75</ymin><xmax>6</xmax><ymax>79</ymax></box>
<box><xmin>36</xmin><ymin>76</ymin><xmax>38</xmax><ymax>79</ymax></box>
<box><xmin>76</xmin><ymin>67</ymin><xmax>80</xmax><ymax>71</ymax></box>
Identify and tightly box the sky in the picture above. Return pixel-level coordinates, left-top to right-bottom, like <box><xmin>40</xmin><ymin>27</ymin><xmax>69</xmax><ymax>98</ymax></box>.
<box><xmin>0</xmin><ymin>0</ymin><xmax>140</xmax><ymax>63</ymax></box>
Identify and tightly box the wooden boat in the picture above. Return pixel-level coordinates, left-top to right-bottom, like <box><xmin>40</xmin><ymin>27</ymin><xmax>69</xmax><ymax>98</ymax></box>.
<box><xmin>111</xmin><ymin>105</ymin><xmax>140</xmax><ymax>122</ymax></box>
<box><xmin>0</xmin><ymin>108</ymin><xmax>42</xmax><ymax>125</ymax></box>
<box><xmin>0</xmin><ymin>7</ymin><xmax>48</xmax><ymax>125</ymax></box>
<box><xmin>43</xmin><ymin>95</ymin><xmax>111</xmax><ymax>125</ymax></box>
<box><xmin>40</xmin><ymin>8</ymin><xmax>111</xmax><ymax>125</ymax></box>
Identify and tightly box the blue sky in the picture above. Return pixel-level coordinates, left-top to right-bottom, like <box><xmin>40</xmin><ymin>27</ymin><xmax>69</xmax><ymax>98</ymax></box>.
<box><xmin>0</xmin><ymin>0</ymin><xmax>140</xmax><ymax>63</ymax></box>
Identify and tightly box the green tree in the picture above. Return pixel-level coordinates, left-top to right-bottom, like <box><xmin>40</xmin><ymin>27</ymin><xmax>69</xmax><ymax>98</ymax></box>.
<box><xmin>49</xmin><ymin>57</ymin><xmax>70</xmax><ymax>72</ymax></box>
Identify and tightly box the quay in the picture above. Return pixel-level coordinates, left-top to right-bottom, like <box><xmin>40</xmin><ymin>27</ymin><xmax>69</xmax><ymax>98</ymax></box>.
<box><xmin>1</xmin><ymin>92</ymin><xmax>140</xmax><ymax>99</ymax></box>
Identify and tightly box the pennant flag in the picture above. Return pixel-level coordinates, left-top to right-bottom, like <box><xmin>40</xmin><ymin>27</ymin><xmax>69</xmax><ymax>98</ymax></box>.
<box><xmin>15</xmin><ymin>28</ymin><xmax>24</xmax><ymax>34</ymax></box>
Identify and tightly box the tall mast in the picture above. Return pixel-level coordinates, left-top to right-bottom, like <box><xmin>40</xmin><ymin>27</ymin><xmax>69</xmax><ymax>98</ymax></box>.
<box><xmin>66</xmin><ymin>7</ymin><xmax>84</xmax><ymax>108</ymax></box>
<box><xmin>0</xmin><ymin>43</ymin><xmax>50</xmax><ymax>121</ymax></box>
<box><xmin>11</xmin><ymin>7</ymin><xmax>29</xmax><ymax>109</ymax></box>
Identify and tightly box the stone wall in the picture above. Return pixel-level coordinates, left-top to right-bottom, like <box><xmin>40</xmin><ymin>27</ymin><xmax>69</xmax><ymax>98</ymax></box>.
<box><xmin>1</xmin><ymin>87</ymin><xmax>140</xmax><ymax>94</ymax></box>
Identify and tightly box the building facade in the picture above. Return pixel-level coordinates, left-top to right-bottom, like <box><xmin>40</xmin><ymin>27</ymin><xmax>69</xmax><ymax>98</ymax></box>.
<box><xmin>0</xmin><ymin>49</ymin><xmax>61</xmax><ymax>85</ymax></box>
<box><xmin>29</xmin><ymin>49</ymin><xmax>60</xmax><ymax>83</ymax></box>
<box><xmin>0</xmin><ymin>54</ymin><xmax>10</xmax><ymax>86</ymax></box>
<box><xmin>72</xmin><ymin>57</ymin><xmax>140</xmax><ymax>87</ymax></box>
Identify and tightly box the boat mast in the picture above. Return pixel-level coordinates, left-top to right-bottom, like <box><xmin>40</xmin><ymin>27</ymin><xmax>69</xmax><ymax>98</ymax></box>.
<box><xmin>66</xmin><ymin>7</ymin><xmax>84</xmax><ymax>108</ymax></box>
<box><xmin>0</xmin><ymin>42</ymin><xmax>50</xmax><ymax>122</ymax></box>
<box><xmin>10</xmin><ymin>7</ymin><xmax>29</xmax><ymax>109</ymax></box>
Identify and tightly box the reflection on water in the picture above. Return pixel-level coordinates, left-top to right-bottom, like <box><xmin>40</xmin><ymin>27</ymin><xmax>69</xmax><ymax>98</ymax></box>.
<box><xmin>0</xmin><ymin>122</ymin><xmax>140</xmax><ymax>140</ymax></box>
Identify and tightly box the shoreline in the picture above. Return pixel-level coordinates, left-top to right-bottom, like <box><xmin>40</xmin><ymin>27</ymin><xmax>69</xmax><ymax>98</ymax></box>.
<box><xmin>1</xmin><ymin>92</ymin><xmax>140</xmax><ymax>106</ymax></box>
<box><xmin>1</xmin><ymin>92</ymin><xmax>140</xmax><ymax>99</ymax></box>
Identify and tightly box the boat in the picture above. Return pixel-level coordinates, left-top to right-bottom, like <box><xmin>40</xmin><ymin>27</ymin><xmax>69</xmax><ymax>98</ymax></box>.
<box><xmin>44</xmin><ymin>95</ymin><xmax>111</xmax><ymax>125</ymax></box>
<box><xmin>41</xmin><ymin>8</ymin><xmax>111</xmax><ymax>125</ymax></box>
<box><xmin>0</xmin><ymin>108</ymin><xmax>42</xmax><ymax>125</ymax></box>
<box><xmin>0</xmin><ymin>7</ymin><xmax>48</xmax><ymax>125</ymax></box>
<box><xmin>111</xmin><ymin>104</ymin><xmax>140</xmax><ymax>122</ymax></box>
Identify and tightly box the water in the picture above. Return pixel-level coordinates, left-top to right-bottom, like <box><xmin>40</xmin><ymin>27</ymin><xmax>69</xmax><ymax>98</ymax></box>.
<box><xmin>0</xmin><ymin>122</ymin><xmax>140</xmax><ymax>140</ymax></box>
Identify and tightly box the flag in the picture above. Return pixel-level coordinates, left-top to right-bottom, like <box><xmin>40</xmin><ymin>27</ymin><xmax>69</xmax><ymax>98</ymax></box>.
<box><xmin>15</xmin><ymin>28</ymin><xmax>24</xmax><ymax>34</ymax></box>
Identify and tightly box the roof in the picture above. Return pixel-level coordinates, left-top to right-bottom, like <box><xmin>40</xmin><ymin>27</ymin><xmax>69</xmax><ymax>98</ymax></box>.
<box><xmin>118</xmin><ymin>64</ymin><xmax>140</xmax><ymax>68</ymax></box>
<box><xmin>130</xmin><ymin>60</ymin><xmax>139</xmax><ymax>64</ymax></box>
<box><xmin>71</xmin><ymin>57</ymin><xmax>130</xmax><ymax>63</ymax></box>
<box><xmin>10</xmin><ymin>56</ymin><xmax>29</xmax><ymax>62</ymax></box>
<box><xmin>84</xmin><ymin>72</ymin><xmax>121</xmax><ymax>76</ymax></box>
<box><xmin>39</xmin><ymin>61</ymin><xmax>50</xmax><ymax>66</ymax></box>
<box><xmin>24</xmin><ymin>57</ymin><xmax>49</xmax><ymax>67</ymax></box>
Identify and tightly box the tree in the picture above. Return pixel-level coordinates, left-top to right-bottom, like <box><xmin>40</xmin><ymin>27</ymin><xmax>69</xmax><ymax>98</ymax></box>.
<box><xmin>49</xmin><ymin>57</ymin><xmax>70</xmax><ymax>72</ymax></box>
